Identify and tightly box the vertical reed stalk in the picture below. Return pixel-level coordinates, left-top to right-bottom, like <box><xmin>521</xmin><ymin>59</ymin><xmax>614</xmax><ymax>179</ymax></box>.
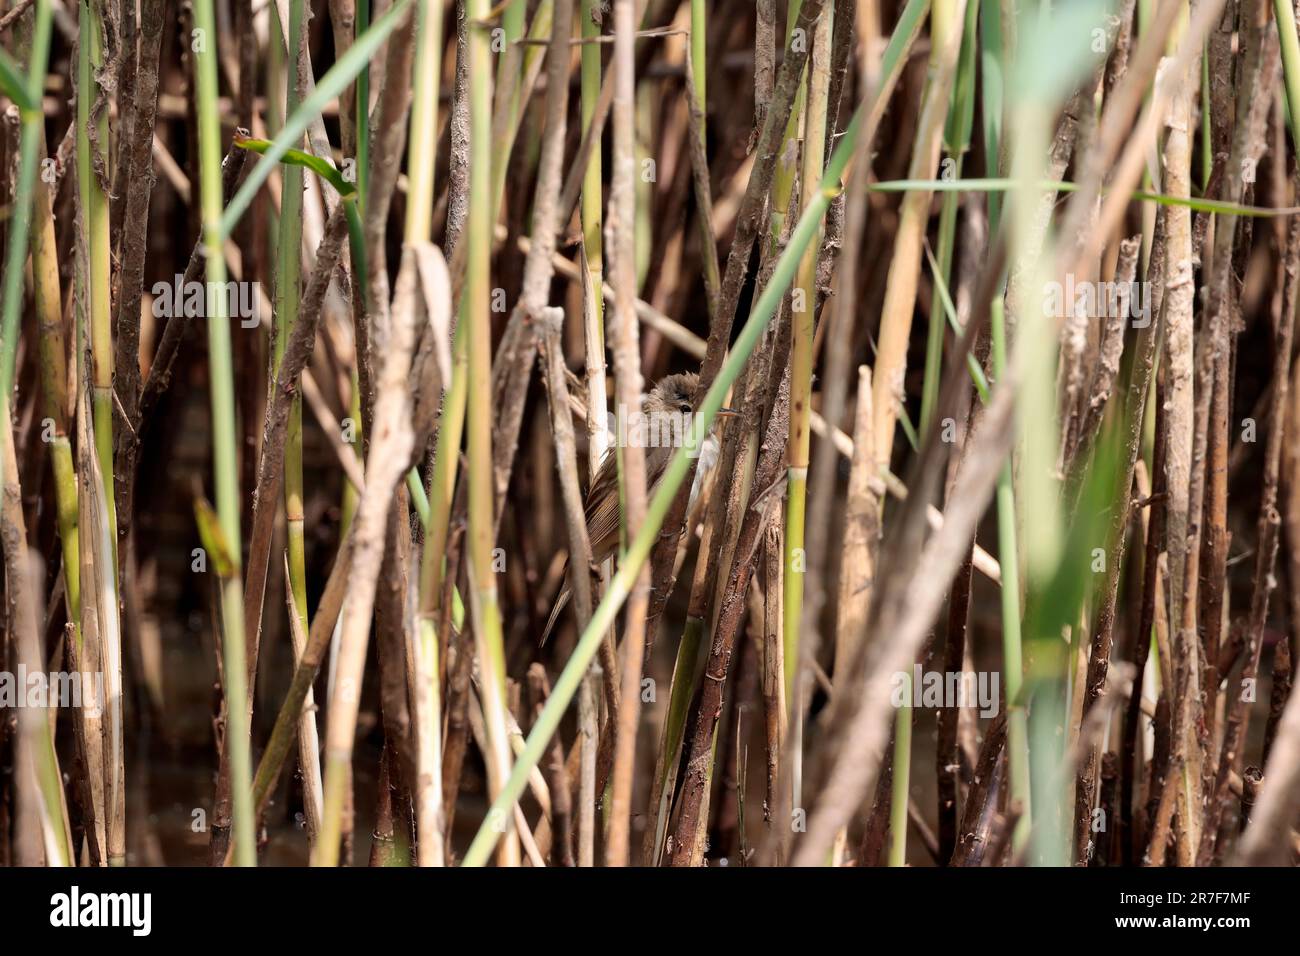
<box><xmin>919</xmin><ymin>0</ymin><xmax>978</xmax><ymax>435</ymax></box>
<box><xmin>781</xmin><ymin>0</ymin><xmax>832</xmax><ymax>802</ymax></box>
<box><xmin>690</xmin><ymin>0</ymin><xmax>706</xmax><ymax>141</ymax></box>
<box><xmin>24</xmin><ymin>64</ymin><xmax>79</xmax><ymax>637</ymax></box>
<box><xmin>193</xmin><ymin>0</ymin><xmax>257</xmax><ymax>866</ymax></box>
<box><xmin>355</xmin><ymin>0</ymin><xmax>370</xmax><ymax>207</ymax></box>
<box><xmin>0</xmin><ymin>0</ymin><xmax>49</xmax><ymax>490</ymax></box>
<box><xmin>991</xmin><ymin>296</ymin><xmax>1030</xmax><ymax>853</ymax></box>
<box><xmin>273</xmin><ymin>0</ymin><xmax>325</xmax><ymax>842</ymax></box>
<box><xmin>77</xmin><ymin>0</ymin><xmax>116</xmax><ymax>564</ymax></box>
<box><xmin>870</xmin><ymin>0</ymin><xmax>962</xmax><ymax>473</ymax></box>
<box><xmin>1159</xmin><ymin>0</ymin><xmax>1201</xmax><ymax>867</ymax></box>
<box><xmin>605</xmin><ymin>0</ymin><xmax>650</xmax><ymax>868</ymax></box>
<box><xmin>0</xmin><ymin>0</ymin><xmax>67</xmax><ymax>866</ymax></box>
<box><xmin>580</xmin><ymin>0</ymin><xmax>604</xmax><ymax>325</ymax></box>
<box><xmin>465</xmin><ymin>0</ymin><xmax>519</xmax><ymax>867</ymax></box>
<box><xmin>408</xmin><ymin>0</ymin><xmax>447</xmax><ymax>867</ymax></box>
<box><xmin>768</xmin><ymin>0</ymin><xmax>807</xmax><ymax>246</ymax></box>
<box><xmin>879</xmin><ymin>0</ymin><xmax>963</xmax><ymax>867</ymax></box>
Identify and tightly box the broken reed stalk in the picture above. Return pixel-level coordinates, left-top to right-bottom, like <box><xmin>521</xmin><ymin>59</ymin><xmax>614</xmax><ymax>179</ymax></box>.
<box><xmin>192</xmin><ymin>0</ymin><xmax>256</xmax><ymax>866</ymax></box>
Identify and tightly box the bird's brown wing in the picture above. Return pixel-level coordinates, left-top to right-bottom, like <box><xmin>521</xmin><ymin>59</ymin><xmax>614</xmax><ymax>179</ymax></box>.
<box><xmin>541</xmin><ymin>450</ymin><xmax>618</xmax><ymax>645</ymax></box>
<box><xmin>584</xmin><ymin>448</ymin><xmax>623</xmax><ymax>565</ymax></box>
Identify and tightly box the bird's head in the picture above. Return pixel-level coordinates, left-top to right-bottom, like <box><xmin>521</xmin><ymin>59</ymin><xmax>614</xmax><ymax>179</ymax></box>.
<box><xmin>645</xmin><ymin>372</ymin><xmax>700</xmax><ymax>417</ymax></box>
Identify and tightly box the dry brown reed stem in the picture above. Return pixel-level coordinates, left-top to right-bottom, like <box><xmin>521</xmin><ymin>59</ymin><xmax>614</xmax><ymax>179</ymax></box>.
<box><xmin>669</xmin><ymin>370</ymin><xmax>793</xmax><ymax>866</ymax></box>
<box><xmin>74</xmin><ymin>372</ymin><xmax>120</xmax><ymax>864</ymax></box>
<box><xmin>682</xmin><ymin>58</ymin><xmax>721</xmax><ymax>326</ymax></box>
<box><xmin>754</xmin><ymin>0</ymin><xmax>774</xmax><ymax>133</ymax></box>
<box><xmin>1264</xmin><ymin>629</ymin><xmax>1292</xmax><ymax>763</ymax></box>
<box><xmin>67</xmin><ymin>391</ymin><xmax>102</xmax><ymax>865</ymax></box>
<box><xmin>1159</xmin><ymin>34</ymin><xmax>1202</xmax><ymax>868</ymax></box>
<box><xmin>1200</xmin><ymin>2</ymin><xmax>1269</xmax><ymax>801</ymax></box>
<box><xmin>951</xmin><ymin>714</ymin><xmax>1006</xmax><ymax>866</ymax></box>
<box><xmin>282</xmin><ymin>558</ymin><xmax>323</xmax><ymax>839</ymax></box>
<box><xmin>367</xmin><ymin>8</ymin><xmax>425</xmax><ymax>832</ymax></box>
<box><xmin>110</xmin><ymin>0</ymin><xmax>164</xmax><ymax>530</ymax></box>
<box><xmin>538</xmin><ymin>309</ymin><xmax>596</xmax><ymax>655</ymax></box>
<box><xmin>761</xmin><ymin>520</ymin><xmax>783</xmax><ymax>839</ymax></box>
<box><xmin>835</xmin><ymin>366</ymin><xmax>877</xmax><ymax>703</ymax></box>
<box><xmin>537</xmin><ymin>306</ymin><xmax>595</xmax><ymax>863</ymax></box>
<box><xmin>604</xmin><ymin>0</ymin><xmax>649</xmax><ymax>868</ymax></box>
<box><xmin>938</xmin><ymin>499</ymin><xmax>973</xmax><ymax>862</ymax></box>
<box><xmin>2</xmin><ymin>419</ymin><xmax>70</xmax><ymax>865</ymax></box>
<box><xmin>528</xmin><ymin>666</ymin><xmax>574</xmax><ymax>866</ymax></box>
<box><xmin>0</xmin><ymin>0</ymin><xmax>36</xmax><ymax>31</ymax></box>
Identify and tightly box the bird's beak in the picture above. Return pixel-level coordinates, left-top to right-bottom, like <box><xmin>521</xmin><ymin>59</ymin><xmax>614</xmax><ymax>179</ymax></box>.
<box><xmin>715</xmin><ymin>407</ymin><xmax>739</xmax><ymax>420</ymax></box>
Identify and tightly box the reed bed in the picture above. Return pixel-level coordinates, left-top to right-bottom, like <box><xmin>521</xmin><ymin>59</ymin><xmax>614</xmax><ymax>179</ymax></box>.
<box><xmin>0</xmin><ymin>0</ymin><xmax>1297</xmax><ymax>867</ymax></box>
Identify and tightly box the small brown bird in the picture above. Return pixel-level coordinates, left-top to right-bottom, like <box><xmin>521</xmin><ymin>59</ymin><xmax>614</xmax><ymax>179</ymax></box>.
<box><xmin>542</xmin><ymin>372</ymin><xmax>735</xmax><ymax>643</ymax></box>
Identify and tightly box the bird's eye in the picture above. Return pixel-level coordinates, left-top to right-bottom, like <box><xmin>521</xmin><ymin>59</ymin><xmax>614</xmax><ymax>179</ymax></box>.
<box><xmin>679</xmin><ymin>401</ymin><xmax>691</xmax><ymax>414</ymax></box>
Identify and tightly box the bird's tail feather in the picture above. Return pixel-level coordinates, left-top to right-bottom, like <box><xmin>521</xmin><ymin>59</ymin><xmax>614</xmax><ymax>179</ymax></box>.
<box><xmin>540</xmin><ymin>586</ymin><xmax>572</xmax><ymax>646</ymax></box>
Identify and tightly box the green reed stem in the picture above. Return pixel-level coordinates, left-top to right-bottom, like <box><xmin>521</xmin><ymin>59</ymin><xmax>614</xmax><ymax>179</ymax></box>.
<box><xmin>78</xmin><ymin>0</ymin><xmax>116</xmax><ymax>568</ymax></box>
<box><xmin>193</xmin><ymin>0</ymin><xmax>256</xmax><ymax>866</ymax></box>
